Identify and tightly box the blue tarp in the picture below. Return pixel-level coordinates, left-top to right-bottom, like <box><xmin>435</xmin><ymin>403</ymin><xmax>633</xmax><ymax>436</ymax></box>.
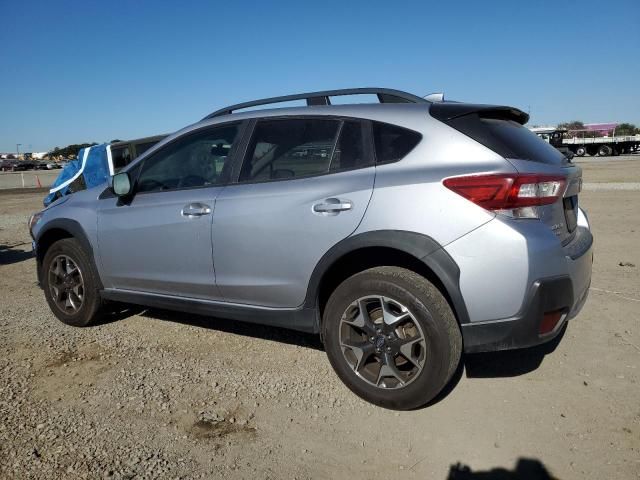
<box><xmin>44</xmin><ymin>143</ymin><xmax>112</xmax><ymax>206</ymax></box>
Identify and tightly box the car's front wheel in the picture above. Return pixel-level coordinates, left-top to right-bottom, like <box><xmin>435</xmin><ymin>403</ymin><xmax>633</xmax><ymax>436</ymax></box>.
<box><xmin>42</xmin><ymin>238</ymin><xmax>103</xmax><ymax>327</ymax></box>
<box><xmin>323</xmin><ymin>266</ymin><xmax>462</xmax><ymax>410</ymax></box>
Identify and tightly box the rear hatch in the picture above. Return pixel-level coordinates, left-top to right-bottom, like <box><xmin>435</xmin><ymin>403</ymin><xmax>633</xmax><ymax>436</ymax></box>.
<box><xmin>431</xmin><ymin>103</ymin><xmax>582</xmax><ymax>244</ymax></box>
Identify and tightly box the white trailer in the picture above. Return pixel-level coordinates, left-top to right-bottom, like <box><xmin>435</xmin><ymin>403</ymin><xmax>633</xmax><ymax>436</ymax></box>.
<box><xmin>530</xmin><ymin>127</ymin><xmax>640</xmax><ymax>157</ymax></box>
<box><xmin>562</xmin><ymin>135</ymin><xmax>640</xmax><ymax>157</ymax></box>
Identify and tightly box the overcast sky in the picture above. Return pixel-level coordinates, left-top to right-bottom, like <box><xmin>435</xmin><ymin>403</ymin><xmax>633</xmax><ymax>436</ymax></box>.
<box><xmin>1</xmin><ymin>0</ymin><xmax>639</xmax><ymax>152</ymax></box>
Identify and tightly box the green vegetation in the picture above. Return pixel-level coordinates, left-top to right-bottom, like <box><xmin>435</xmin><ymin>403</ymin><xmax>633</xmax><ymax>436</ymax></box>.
<box><xmin>557</xmin><ymin>121</ymin><xmax>586</xmax><ymax>131</ymax></box>
<box><xmin>615</xmin><ymin>123</ymin><xmax>640</xmax><ymax>135</ymax></box>
<box><xmin>49</xmin><ymin>143</ymin><xmax>98</xmax><ymax>159</ymax></box>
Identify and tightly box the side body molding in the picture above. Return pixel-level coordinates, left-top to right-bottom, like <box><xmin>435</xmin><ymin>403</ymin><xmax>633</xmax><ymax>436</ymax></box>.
<box><xmin>303</xmin><ymin>230</ymin><xmax>470</xmax><ymax>326</ymax></box>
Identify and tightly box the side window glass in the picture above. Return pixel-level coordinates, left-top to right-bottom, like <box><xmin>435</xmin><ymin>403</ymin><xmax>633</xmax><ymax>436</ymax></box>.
<box><xmin>111</xmin><ymin>146</ymin><xmax>131</xmax><ymax>171</ymax></box>
<box><xmin>133</xmin><ymin>141</ymin><xmax>160</xmax><ymax>158</ymax></box>
<box><xmin>240</xmin><ymin>119</ymin><xmax>339</xmax><ymax>182</ymax></box>
<box><xmin>373</xmin><ymin>122</ymin><xmax>421</xmax><ymax>164</ymax></box>
<box><xmin>137</xmin><ymin>124</ymin><xmax>239</xmax><ymax>193</ymax></box>
<box><xmin>330</xmin><ymin>121</ymin><xmax>368</xmax><ymax>171</ymax></box>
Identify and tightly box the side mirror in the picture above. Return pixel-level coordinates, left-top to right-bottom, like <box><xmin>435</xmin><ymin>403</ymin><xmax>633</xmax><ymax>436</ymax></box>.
<box><xmin>111</xmin><ymin>172</ymin><xmax>132</xmax><ymax>197</ymax></box>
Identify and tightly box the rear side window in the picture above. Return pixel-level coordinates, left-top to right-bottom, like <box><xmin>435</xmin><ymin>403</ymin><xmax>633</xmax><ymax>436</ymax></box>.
<box><xmin>446</xmin><ymin>115</ymin><xmax>565</xmax><ymax>165</ymax></box>
<box><xmin>373</xmin><ymin>122</ymin><xmax>422</xmax><ymax>164</ymax></box>
<box><xmin>330</xmin><ymin>121</ymin><xmax>369</xmax><ymax>172</ymax></box>
<box><xmin>240</xmin><ymin>119</ymin><xmax>339</xmax><ymax>182</ymax></box>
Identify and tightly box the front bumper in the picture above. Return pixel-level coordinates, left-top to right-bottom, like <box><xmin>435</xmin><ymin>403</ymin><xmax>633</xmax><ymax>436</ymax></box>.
<box><xmin>32</xmin><ymin>240</ymin><xmax>43</xmax><ymax>286</ymax></box>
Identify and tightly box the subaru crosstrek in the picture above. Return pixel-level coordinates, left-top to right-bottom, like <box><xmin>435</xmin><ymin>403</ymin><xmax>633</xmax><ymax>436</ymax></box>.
<box><xmin>30</xmin><ymin>88</ymin><xmax>593</xmax><ymax>410</ymax></box>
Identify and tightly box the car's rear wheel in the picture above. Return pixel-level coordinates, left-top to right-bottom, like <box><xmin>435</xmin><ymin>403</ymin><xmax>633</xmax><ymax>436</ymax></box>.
<box><xmin>323</xmin><ymin>266</ymin><xmax>461</xmax><ymax>410</ymax></box>
<box><xmin>42</xmin><ymin>238</ymin><xmax>103</xmax><ymax>327</ymax></box>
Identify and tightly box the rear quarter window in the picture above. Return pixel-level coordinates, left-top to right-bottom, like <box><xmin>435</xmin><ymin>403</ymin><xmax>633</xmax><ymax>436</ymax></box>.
<box><xmin>373</xmin><ymin>122</ymin><xmax>422</xmax><ymax>164</ymax></box>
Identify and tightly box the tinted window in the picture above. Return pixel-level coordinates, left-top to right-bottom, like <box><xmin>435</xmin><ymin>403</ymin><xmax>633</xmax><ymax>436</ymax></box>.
<box><xmin>373</xmin><ymin>122</ymin><xmax>421</xmax><ymax>164</ymax></box>
<box><xmin>330</xmin><ymin>121</ymin><xmax>369</xmax><ymax>171</ymax></box>
<box><xmin>240</xmin><ymin>119</ymin><xmax>339</xmax><ymax>182</ymax></box>
<box><xmin>137</xmin><ymin>124</ymin><xmax>239</xmax><ymax>193</ymax></box>
<box><xmin>134</xmin><ymin>141</ymin><xmax>160</xmax><ymax>157</ymax></box>
<box><xmin>111</xmin><ymin>146</ymin><xmax>132</xmax><ymax>171</ymax></box>
<box><xmin>442</xmin><ymin>114</ymin><xmax>565</xmax><ymax>165</ymax></box>
<box><xmin>467</xmin><ymin>117</ymin><xmax>564</xmax><ymax>164</ymax></box>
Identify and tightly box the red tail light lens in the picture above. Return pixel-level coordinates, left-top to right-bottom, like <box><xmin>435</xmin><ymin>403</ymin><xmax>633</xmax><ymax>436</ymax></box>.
<box><xmin>443</xmin><ymin>174</ymin><xmax>566</xmax><ymax>210</ymax></box>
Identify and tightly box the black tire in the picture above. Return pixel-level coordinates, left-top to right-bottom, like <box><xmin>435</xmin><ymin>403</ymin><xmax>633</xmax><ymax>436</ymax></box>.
<box><xmin>42</xmin><ymin>238</ymin><xmax>103</xmax><ymax>327</ymax></box>
<box><xmin>598</xmin><ymin>145</ymin><xmax>612</xmax><ymax>157</ymax></box>
<box><xmin>575</xmin><ymin>146</ymin><xmax>586</xmax><ymax>157</ymax></box>
<box><xmin>322</xmin><ymin>266</ymin><xmax>462</xmax><ymax>410</ymax></box>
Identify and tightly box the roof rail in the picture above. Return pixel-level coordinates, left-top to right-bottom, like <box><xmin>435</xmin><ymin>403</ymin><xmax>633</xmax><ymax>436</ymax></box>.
<box><xmin>203</xmin><ymin>88</ymin><xmax>428</xmax><ymax>120</ymax></box>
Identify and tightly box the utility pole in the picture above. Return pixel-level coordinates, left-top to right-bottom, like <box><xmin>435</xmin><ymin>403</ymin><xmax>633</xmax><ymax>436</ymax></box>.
<box><xmin>16</xmin><ymin>143</ymin><xmax>22</xmax><ymax>158</ymax></box>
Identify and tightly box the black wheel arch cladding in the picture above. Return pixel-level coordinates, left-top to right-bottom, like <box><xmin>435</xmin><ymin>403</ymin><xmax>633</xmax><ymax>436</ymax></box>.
<box><xmin>304</xmin><ymin>230</ymin><xmax>470</xmax><ymax>326</ymax></box>
<box><xmin>35</xmin><ymin>218</ymin><xmax>103</xmax><ymax>290</ymax></box>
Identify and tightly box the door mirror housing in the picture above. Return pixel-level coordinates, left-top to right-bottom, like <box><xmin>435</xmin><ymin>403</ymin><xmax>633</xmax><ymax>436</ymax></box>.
<box><xmin>111</xmin><ymin>172</ymin><xmax>132</xmax><ymax>197</ymax></box>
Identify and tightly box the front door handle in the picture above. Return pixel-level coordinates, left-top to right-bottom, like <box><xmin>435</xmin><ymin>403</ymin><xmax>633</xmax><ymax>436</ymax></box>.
<box><xmin>313</xmin><ymin>198</ymin><xmax>353</xmax><ymax>214</ymax></box>
<box><xmin>181</xmin><ymin>202</ymin><xmax>212</xmax><ymax>218</ymax></box>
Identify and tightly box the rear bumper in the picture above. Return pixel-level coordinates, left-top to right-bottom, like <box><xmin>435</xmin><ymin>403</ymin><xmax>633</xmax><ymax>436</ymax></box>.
<box><xmin>460</xmin><ymin>226</ymin><xmax>593</xmax><ymax>353</ymax></box>
<box><xmin>462</xmin><ymin>276</ymin><xmax>578</xmax><ymax>352</ymax></box>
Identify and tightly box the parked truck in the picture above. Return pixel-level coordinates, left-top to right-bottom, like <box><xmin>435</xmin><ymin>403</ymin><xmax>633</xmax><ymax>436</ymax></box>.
<box><xmin>562</xmin><ymin>135</ymin><xmax>640</xmax><ymax>157</ymax></box>
<box><xmin>531</xmin><ymin>127</ymin><xmax>640</xmax><ymax>157</ymax></box>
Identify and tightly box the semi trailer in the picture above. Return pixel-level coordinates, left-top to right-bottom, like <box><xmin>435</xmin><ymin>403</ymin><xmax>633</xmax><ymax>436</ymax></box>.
<box><xmin>531</xmin><ymin>127</ymin><xmax>640</xmax><ymax>157</ymax></box>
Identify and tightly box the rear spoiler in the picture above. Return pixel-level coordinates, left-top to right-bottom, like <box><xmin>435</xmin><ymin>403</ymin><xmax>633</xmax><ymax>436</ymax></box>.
<box><xmin>430</xmin><ymin>103</ymin><xmax>529</xmax><ymax>125</ymax></box>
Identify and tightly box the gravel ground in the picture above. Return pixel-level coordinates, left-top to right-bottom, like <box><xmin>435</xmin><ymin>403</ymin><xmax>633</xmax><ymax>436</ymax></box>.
<box><xmin>1</xmin><ymin>159</ymin><xmax>639</xmax><ymax>479</ymax></box>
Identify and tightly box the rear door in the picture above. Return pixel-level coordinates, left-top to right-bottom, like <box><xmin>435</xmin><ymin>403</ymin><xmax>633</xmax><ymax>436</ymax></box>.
<box><xmin>212</xmin><ymin>117</ymin><xmax>375</xmax><ymax>308</ymax></box>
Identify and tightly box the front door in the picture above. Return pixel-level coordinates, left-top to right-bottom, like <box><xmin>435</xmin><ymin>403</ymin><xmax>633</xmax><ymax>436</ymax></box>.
<box><xmin>212</xmin><ymin>117</ymin><xmax>376</xmax><ymax>308</ymax></box>
<box><xmin>97</xmin><ymin>122</ymin><xmax>242</xmax><ymax>300</ymax></box>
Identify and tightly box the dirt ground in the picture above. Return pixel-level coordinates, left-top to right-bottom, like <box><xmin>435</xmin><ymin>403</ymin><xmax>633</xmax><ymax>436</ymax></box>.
<box><xmin>0</xmin><ymin>158</ymin><xmax>638</xmax><ymax>479</ymax></box>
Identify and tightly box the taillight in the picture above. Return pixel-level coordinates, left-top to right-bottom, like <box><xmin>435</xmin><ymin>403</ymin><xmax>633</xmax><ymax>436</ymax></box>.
<box><xmin>443</xmin><ymin>173</ymin><xmax>566</xmax><ymax>217</ymax></box>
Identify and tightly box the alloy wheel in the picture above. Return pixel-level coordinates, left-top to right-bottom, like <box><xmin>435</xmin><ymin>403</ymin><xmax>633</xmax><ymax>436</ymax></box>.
<box><xmin>339</xmin><ymin>296</ymin><xmax>427</xmax><ymax>389</ymax></box>
<box><xmin>48</xmin><ymin>254</ymin><xmax>84</xmax><ymax>314</ymax></box>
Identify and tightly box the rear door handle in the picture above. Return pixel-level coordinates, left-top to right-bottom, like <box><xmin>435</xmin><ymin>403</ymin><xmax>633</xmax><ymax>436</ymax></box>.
<box><xmin>181</xmin><ymin>202</ymin><xmax>212</xmax><ymax>218</ymax></box>
<box><xmin>313</xmin><ymin>198</ymin><xmax>353</xmax><ymax>214</ymax></box>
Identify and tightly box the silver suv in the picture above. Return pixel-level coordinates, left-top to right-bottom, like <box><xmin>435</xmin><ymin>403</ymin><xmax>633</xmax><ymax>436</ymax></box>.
<box><xmin>30</xmin><ymin>88</ymin><xmax>593</xmax><ymax>410</ymax></box>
